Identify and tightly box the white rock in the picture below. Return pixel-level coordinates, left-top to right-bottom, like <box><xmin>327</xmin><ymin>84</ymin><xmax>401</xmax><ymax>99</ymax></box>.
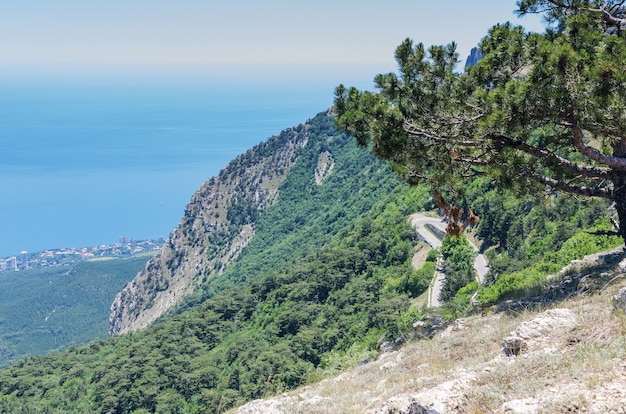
<box><xmin>501</xmin><ymin>397</ymin><xmax>539</xmax><ymax>413</ymax></box>
<box><xmin>236</xmin><ymin>397</ymin><xmax>295</xmax><ymax>414</ymax></box>
<box><xmin>514</xmin><ymin>308</ymin><xmax>577</xmax><ymax>340</ymax></box>
<box><xmin>375</xmin><ymin>370</ymin><xmax>475</xmax><ymax>414</ymax></box>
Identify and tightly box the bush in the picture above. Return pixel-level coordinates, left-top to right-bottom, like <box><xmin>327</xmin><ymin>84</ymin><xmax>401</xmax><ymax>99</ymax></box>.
<box><xmin>477</xmin><ymin>220</ymin><xmax>621</xmax><ymax>303</ymax></box>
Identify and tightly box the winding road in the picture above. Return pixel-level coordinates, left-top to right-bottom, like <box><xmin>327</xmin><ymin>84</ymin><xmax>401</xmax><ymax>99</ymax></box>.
<box><xmin>410</xmin><ymin>214</ymin><xmax>489</xmax><ymax>307</ymax></box>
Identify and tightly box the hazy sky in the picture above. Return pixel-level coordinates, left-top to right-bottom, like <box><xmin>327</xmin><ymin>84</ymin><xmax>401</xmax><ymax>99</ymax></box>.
<box><xmin>2</xmin><ymin>1</ymin><xmax>544</xmax><ymax>79</ymax></box>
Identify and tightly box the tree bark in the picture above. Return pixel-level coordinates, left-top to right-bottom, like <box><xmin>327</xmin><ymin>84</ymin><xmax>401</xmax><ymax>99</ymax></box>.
<box><xmin>612</xmin><ymin>174</ymin><xmax>626</xmax><ymax>245</ymax></box>
<box><xmin>611</xmin><ymin>136</ymin><xmax>626</xmax><ymax>245</ymax></box>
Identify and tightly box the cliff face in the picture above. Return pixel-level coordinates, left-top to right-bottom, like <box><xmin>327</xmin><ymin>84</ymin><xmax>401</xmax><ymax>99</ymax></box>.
<box><xmin>109</xmin><ymin>123</ymin><xmax>310</xmax><ymax>335</ymax></box>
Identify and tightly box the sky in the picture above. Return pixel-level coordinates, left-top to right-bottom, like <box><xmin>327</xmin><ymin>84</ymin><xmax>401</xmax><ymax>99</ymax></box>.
<box><xmin>1</xmin><ymin>1</ymin><xmax>545</xmax><ymax>82</ymax></box>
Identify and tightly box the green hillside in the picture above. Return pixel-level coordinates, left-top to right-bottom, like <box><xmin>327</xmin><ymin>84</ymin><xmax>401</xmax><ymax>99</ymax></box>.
<box><xmin>0</xmin><ymin>254</ymin><xmax>153</xmax><ymax>367</ymax></box>
<box><xmin>168</xmin><ymin>113</ymin><xmax>421</xmax><ymax>313</ymax></box>
<box><xmin>0</xmin><ymin>111</ymin><xmax>619</xmax><ymax>413</ymax></box>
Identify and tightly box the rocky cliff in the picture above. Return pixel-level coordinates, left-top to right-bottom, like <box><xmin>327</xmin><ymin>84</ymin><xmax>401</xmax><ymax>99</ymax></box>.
<box><xmin>109</xmin><ymin>122</ymin><xmax>310</xmax><ymax>335</ymax></box>
<box><xmin>464</xmin><ymin>46</ymin><xmax>482</xmax><ymax>69</ymax></box>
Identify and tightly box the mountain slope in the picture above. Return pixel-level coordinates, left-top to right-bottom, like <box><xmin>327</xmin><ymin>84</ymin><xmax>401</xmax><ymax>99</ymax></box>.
<box><xmin>109</xmin><ymin>111</ymin><xmax>411</xmax><ymax>335</ymax></box>
<box><xmin>0</xmin><ymin>111</ymin><xmax>435</xmax><ymax>413</ymax></box>
<box><xmin>109</xmin><ymin>121</ymin><xmax>311</xmax><ymax>334</ymax></box>
<box><xmin>234</xmin><ymin>249</ymin><xmax>626</xmax><ymax>413</ymax></box>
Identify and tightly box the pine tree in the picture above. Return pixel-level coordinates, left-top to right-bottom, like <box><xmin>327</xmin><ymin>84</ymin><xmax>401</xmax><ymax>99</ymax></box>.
<box><xmin>335</xmin><ymin>0</ymin><xmax>626</xmax><ymax>243</ymax></box>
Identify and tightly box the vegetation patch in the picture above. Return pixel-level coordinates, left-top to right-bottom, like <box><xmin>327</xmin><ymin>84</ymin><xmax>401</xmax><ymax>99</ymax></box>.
<box><xmin>0</xmin><ymin>255</ymin><xmax>150</xmax><ymax>367</ymax></box>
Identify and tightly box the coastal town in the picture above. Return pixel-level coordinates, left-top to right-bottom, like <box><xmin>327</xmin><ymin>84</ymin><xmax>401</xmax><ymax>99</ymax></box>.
<box><xmin>0</xmin><ymin>237</ymin><xmax>165</xmax><ymax>272</ymax></box>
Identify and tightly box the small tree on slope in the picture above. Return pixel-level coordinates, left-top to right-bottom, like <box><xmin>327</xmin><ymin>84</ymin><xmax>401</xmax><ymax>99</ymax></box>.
<box><xmin>335</xmin><ymin>0</ymin><xmax>626</xmax><ymax>244</ymax></box>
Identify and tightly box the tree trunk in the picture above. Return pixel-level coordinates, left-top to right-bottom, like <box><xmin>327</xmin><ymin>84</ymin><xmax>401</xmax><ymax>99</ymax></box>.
<box><xmin>612</xmin><ymin>137</ymin><xmax>626</xmax><ymax>246</ymax></box>
<box><xmin>612</xmin><ymin>175</ymin><xmax>626</xmax><ymax>246</ymax></box>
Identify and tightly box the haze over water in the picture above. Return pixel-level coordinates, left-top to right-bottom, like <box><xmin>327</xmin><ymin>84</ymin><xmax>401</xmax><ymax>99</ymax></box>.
<box><xmin>0</xmin><ymin>74</ymin><xmax>359</xmax><ymax>257</ymax></box>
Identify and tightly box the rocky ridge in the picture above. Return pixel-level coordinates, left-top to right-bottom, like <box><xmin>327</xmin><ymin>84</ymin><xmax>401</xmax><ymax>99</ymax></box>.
<box><xmin>464</xmin><ymin>46</ymin><xmax>483</xmax><ymax>68</ymax></box>
<box><xmin>109</xmin><ymin>124</ymin><xmax>310</xmax><ymax>335</ymax></box>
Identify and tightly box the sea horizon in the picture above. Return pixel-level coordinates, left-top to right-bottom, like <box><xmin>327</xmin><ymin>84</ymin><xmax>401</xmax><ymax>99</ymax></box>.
<box><xmin>0</xmin><ymin>70</ymin><xmax>378</xmax><ymax>258</ymax></box>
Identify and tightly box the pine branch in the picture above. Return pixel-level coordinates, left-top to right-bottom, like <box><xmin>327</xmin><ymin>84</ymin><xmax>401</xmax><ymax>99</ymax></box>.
<box><xmin>571</xmin><ymin>124</ymin><xmax>626</xmax><ymax>171</ymax></box>
<box><xmin>590</xmin><ymin>4</ymin><xmax>626</xmax><ymax>30</ymax></box>
<box><xmin>492</xmin><ymin>135</ymin><xmax>611</xmax><ymax>178</ymax></box>
<box><xmin>491</xmin><ymin>134</ymin><xmax>612</xmax><ymax>178</ymax></box>
<box><xmin>532</xmin><ymin>173</ymin><xmax>613</xmax><ymax>198</ymax></box>
<box><xmin>608</xmin><ymin>1</ymin><xmax>626</xmax><ymax>15</ymax></box>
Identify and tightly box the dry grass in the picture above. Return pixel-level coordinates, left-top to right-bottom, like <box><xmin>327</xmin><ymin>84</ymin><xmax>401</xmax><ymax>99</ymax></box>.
<box><xmin>234</xmin><ymin>258</ymin><xmax>626</xmax><ymax>414</ymax></box>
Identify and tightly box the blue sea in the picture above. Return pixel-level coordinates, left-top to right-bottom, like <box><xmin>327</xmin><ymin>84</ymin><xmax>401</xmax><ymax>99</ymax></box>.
<box><xmin>0</xmin><ymin>72</ymin><xmax>374</xmax><ymax>257</ymax></box>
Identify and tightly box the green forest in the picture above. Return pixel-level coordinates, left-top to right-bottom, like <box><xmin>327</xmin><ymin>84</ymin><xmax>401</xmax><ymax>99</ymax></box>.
<box><xmin>0</xmin><ymin>254</ymin><xmax>154</xmax><ymax>368</ymax></box>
